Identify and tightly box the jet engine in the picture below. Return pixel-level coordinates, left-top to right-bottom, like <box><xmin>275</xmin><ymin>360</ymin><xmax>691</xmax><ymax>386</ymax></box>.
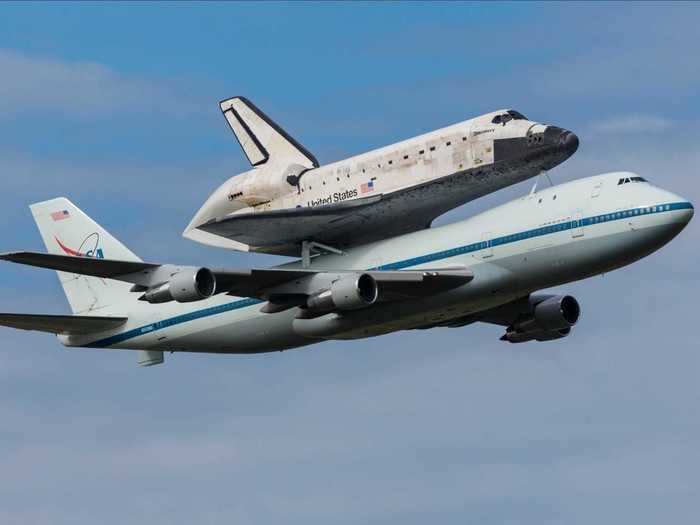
<box><xmin>140</xmin><ymin>268</ymin><xmax>217</xmax><ymax>304</ymax></box>
<box><xmin>302</xmin><ymin>273</ymin><xmax>378</xmax><ymax>316</ymax></box>
<box><xmin>501</xmin><ymin>295</ymin><xmax>580</xmax><ymax>343</ymax></box>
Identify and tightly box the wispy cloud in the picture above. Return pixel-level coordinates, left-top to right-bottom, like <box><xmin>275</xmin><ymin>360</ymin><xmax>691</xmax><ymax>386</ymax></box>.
<box><xmin>0</xmin><ymin>49</ymin><xmax>200</xmax><ymax>118</ymax></box>
<box><xmin>589</xmin><ymin>114</ymin><xmax>673</xmax><ymax>135</ymax></box>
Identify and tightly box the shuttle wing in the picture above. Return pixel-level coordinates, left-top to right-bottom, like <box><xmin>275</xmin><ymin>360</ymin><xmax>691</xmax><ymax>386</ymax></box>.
<box><xmin>196</xmin><ymin>192</ymin><xmax>438</xmax><ymax>256</ymax></box>
<box><xmin>197</xmin><ymin>194</ymin><xmax>393</xmax><ymax>254</ymax></box>
<box><xmin>192</xmin><ymin>161</ymin><xmax>510</xmax><ymax>256</ymax></box>
<box><xmin>220</xmin><ymin>96</ymin><xmax>319</xmax><ymax>168</ymax></box>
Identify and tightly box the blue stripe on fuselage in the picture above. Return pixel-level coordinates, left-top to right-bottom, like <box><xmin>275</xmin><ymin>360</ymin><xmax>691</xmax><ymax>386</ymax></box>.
<box><xmin>88</xmin><ymin>201</ymin><xmax>693</xmax><ymax>348</ymax></box>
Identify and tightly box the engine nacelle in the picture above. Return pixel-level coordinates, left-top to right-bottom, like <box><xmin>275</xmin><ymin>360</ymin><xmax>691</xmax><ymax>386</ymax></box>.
<box><xmin>304</xmin><ymin>273</ymin><xmax>378</xmax><ymax>315</ymax></box>
<box><xmin>501</xmin><ymin>295</ymin><xmax>580</xmax><ymax>343</ymax></box>
<box><xmin>501</xmin><ymin>327</ymin><xmax>571</xmax><ymax>343</ymax></box>
<box><xmin>140</xmin><ymin>267</ymin><xmax>216</xmax><ymax>304</ymax></box>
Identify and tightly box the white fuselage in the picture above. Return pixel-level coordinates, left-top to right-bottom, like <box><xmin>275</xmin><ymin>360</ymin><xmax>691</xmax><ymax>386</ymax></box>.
<box><xmin>66</xmin><ymin>172</ymin><xmax>693</xmax><ymax>353</ymax></box>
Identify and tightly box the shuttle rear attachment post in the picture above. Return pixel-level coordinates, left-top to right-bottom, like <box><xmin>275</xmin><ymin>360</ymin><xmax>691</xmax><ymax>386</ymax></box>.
<box><xmin>184</xmin><ymin>97</ymin><xmax>579</xmax><ymax>257</ymax></box>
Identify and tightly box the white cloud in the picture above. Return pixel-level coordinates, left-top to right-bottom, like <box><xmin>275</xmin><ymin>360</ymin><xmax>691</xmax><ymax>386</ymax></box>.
<box><xmin>589</xmin><ymin>114</ymin><xmax>673</xmax><ymax>134</ymax></box>
<box><xmin>0</xmin><ymin>49</ymin><xmax>199</xmax><ymax>118</ymax></box>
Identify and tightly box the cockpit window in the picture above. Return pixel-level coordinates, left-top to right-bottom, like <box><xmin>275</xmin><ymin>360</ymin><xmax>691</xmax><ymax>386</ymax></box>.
<box><xmin>618</xmin><ymin>176</ymin><xmax>648</xmax><ymax>185</ymax></box>
<box><xmin>507</xmin><ymin>110</ymin><xmax>528</xmax><ymax>120</ymax></box>
<box><xmin>492</xmin><ymin>110</ymin><xmax>529</xmax><ymax>125</ymax></box>
<box><xmin>491</xmin><ymin>113</ymin><xmax>512</xmax><ymax>125</ymax></box>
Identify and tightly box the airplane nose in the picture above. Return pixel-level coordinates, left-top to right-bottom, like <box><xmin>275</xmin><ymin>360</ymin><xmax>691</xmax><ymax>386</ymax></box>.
<box><xmin>652</xmin><ymin>198</ymin><xmax>693</xmax><ymax>243</ymax></box>
<box><xmin>677</xmin><ymin>201</ymin><xmax>694</xmax><ymax>225</ymax></box>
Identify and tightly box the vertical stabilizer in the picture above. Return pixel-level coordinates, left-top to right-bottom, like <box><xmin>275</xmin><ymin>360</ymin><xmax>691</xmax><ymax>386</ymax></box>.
<box><xmin>29</xmin><ymin>197</ymin><xmax>140</xmax><ymax>314</ymax></box>
<box><xmin>220</xmin><ymin>96</ymin><xmax>319</xmax><ymax>168</ymax></box>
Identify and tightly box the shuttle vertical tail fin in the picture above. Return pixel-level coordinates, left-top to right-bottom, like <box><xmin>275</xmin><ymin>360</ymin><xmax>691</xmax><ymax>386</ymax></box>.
<box><xmin>220</xmin><ymin>96</ymin><xmax>319</xmax><ymax>168</ymax></box>
<box><xmin>29</xmin><ymin>197</ymin><xmax>140</xmax><ymax>314</ymax></box>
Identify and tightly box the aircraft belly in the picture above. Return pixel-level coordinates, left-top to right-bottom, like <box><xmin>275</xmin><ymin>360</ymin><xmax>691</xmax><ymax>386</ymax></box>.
<box><xmin>150</xmin><ymin>307</ymin><xmax>313</xmax><ymax>354</ymax></box>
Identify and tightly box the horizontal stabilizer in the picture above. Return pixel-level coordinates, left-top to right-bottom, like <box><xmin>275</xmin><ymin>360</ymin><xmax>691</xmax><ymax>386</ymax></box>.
<box><xmin>0</xmin><ymin>313</ymin><xmax>127</xmax><ymax>335</ymax></box>
<box><xmin>220</xmin><ymin>96</ymin><xmax>319</xmax><ymax>168</ymax></box>
<box><xmin>0</xmin><ymin>251</ymin><xmax>157</xmax><ymax>278</ymax></box>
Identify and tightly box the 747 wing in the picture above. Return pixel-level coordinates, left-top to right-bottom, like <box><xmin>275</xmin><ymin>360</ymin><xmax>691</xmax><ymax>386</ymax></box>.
<box><xmin>0</xmin><ymin>252</ymin><xmax>473</xmax><ymax>316</ymax></box>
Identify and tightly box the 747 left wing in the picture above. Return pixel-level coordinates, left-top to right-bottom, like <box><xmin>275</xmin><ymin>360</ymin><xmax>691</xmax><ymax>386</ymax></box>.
<box><xmin>0</xmin><ymin>251</ymin><xmax>473</xmax><ymax>317</ymax></box>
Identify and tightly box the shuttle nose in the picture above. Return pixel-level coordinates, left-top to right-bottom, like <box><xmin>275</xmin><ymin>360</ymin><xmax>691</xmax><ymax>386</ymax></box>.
<box><xmin>544</xmin><ymin>126</ymin><xmax>579</xmax><ymax>156</ymax></box>
<box><xmin>493</xmin><ymin>123</ymin><xmax>578</xmax><ymax>171</ymax></box>
<box><xmin>560</xmin><ymin>130</ymin><xmax>579</xmax><ymax>156</ymax></box>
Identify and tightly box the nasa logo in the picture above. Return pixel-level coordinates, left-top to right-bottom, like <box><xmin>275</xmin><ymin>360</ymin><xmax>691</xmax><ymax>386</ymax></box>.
<box><xmin>55</xmin><ymin>232</ymin><xmax>105</xmax><ymax>258</ymax></box>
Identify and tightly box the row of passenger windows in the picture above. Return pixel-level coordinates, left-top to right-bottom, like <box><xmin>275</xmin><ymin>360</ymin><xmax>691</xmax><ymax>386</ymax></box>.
<box><xmin>618</xmin><ymin>176</ymin><xmax>647</xmax><ymax>185</ymax></box>
<box><xmin>591</xmin><ymin>204</ymin><xmax>670</xmax><ymax>222</ymax></box>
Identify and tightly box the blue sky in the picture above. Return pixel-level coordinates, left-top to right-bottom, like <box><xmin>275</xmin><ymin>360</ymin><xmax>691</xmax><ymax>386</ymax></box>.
<box><xmin>0</xmin><ymin>2</ymin><xmax>698</xmax><ymax>524</ymax></box>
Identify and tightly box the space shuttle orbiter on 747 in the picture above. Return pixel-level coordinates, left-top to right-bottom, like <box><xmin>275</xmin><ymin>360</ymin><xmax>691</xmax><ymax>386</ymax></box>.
<box><xmin>183</xmin><ymin>97</ymin><xmax>579</xmax><ymax>257</ymax></box>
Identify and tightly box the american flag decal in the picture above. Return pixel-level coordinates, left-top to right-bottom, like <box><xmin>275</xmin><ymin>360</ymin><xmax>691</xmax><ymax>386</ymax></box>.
<box><xmin>360</xmin><ymin>180</ymin><xmax>375</xmax><ymax>194</ymax></box>
<box><xmin>51</xmin><ymin>210</ymin><xmax>70</xmax><ymax>221</ymax></box>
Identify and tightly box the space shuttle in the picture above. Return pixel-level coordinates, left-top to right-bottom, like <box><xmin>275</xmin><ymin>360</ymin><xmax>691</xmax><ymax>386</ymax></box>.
<box><xmin>184</xmin><ymin>97</ymin><xmax>579</xmax><ymax>258</ymax></box>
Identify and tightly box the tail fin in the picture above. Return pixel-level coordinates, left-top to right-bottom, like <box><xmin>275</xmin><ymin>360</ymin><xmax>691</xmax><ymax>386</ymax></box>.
<box><xmin>29</xmin><ymin>197</ymin><xmax>140</xmax><ymax>314</ymax></box>
<box><xmin>220</xmin><ymin>96</ymin><xmax>319</xmax><ymax>169</ymax></box>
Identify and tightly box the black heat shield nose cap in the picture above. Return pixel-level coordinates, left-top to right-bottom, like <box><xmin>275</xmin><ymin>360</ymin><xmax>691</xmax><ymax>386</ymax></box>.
<box><xmin>560</xmin><ymin>130</ymin><xmax>579</xmax><ymax>156</ymax></box>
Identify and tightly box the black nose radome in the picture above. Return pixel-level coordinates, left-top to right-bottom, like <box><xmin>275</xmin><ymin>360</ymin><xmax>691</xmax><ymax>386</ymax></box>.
<box><xmin>560</xmin><ymin>130</ymin><xmax>579</xmax><ymax>156</ymax></box>
<box><xmin>544</xmin><ymin>126</ymin><xmax>579</xmax><ymax>157</ymax></box>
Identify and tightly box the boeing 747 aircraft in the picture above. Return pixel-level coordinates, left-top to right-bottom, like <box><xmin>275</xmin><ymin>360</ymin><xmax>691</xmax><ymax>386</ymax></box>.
<box><xmin>0</xmin><ymin>172</ymin><xmax>692</xmax><ymax>366</ymax></box>
<box><xmin>184</xmin><ymin>97</ymin><xmax>578</xmax><ymax>256</ymax></box>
